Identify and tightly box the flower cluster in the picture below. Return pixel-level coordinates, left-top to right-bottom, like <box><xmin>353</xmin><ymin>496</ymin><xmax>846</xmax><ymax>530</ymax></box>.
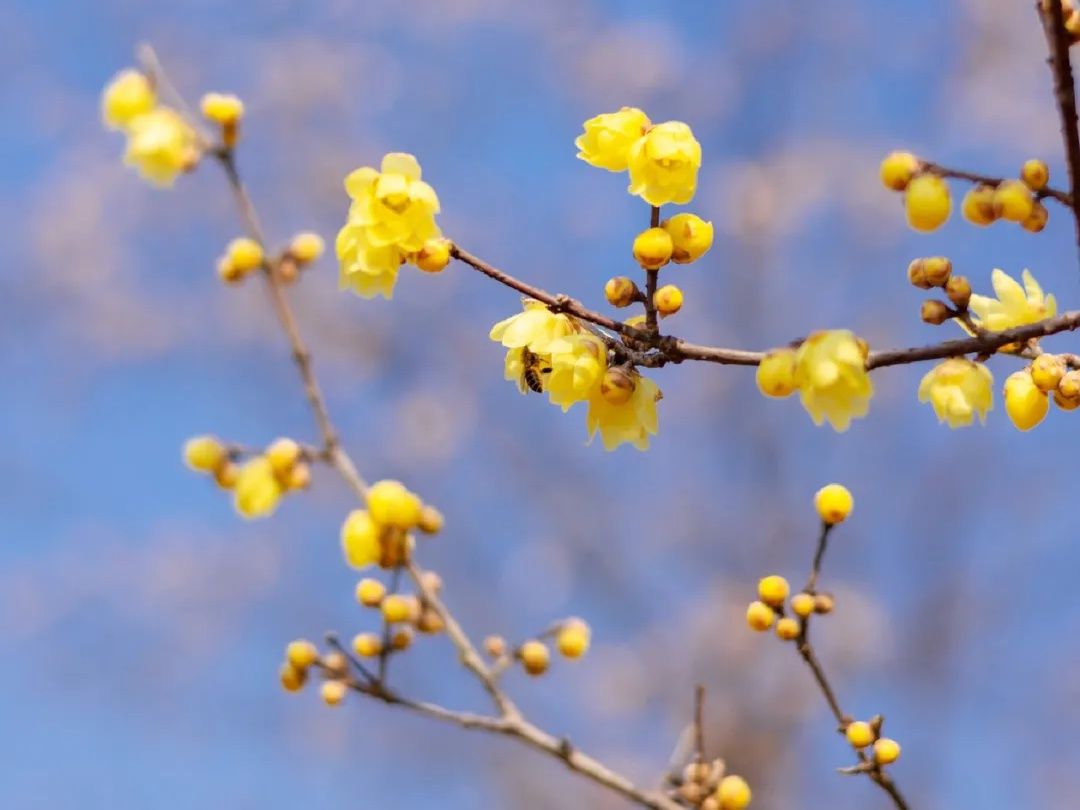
<box><xmin>844</xmin><ymin>719</ymin><xmax>902</xmax><ymax>767</ymax></box>
<box><xmin>490</xmin><ymin>300</ymin><xmax>662</xmax><ymax>450</ymax></box>
<box><xmin>1003</xmin><ymin>354</ymin><xmax>1080</xmax><ymax>431</ymax></box>
<box><xmin>183</xmin><ymin>436</ymin><xmax>311</xmax><ymax>518</ymax></box>
<box><xmin>336</xmin><ymin>153</ymin><xmax>451</xmax><ymax>300</ymax></box>
<box><xmin>102</xmin><ymin>68</ymin><xmax>200</xmax><ymax>187</ymax></box>
<box><xmin>483</xmin><ymin>617</ymin><xmax>592</xmax><ymax>678</ymax></box>
<box><xmin>670</xmin><ymin>761</ymin><xmax>752</xmax><ymax>810</ymax></box>
<box><xmin>216</xmin><ymin>231</ymin><xmax>325</xmax><ymax>285</ymax></box>
<box><xmin>341</xmin><ymin>479</ymin><xmax>443</xmax><ymax>570</ymax></box>
<box><xmin>756</xmin><ymin>331</ymin><xmax>874</xmax><ymax>432</ymax></box>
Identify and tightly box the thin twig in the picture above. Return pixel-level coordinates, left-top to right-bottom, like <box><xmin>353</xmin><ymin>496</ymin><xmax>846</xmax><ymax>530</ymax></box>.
<box><xmin>804</xmin><ymin>523</ymin><xmax>834</xmax><ymax>594</ymax></box>
<box><xmin>692</xmin><ymin>684</ymin><xmax>706</xmax><ymax>764</ymax></box>
<box><xmin>644</xmin><ymin>205</ymin><xmax>661</xmax><ymax>332</ymax></box>
<box><xmin>920</xmin><ymin>160</ymin><xmax>1071</xmax><ymax>205</ymax></box>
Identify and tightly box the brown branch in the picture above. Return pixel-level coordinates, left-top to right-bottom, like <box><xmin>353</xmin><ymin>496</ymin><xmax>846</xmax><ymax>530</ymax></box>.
<box><xmin>920</xmin><ymin>160</ymin><xmax>1071</xmax><ymax>205</ymax></box>
<box><xmin>803</xmin><ymin>523</ymin><xmax>834</xmax><ymax>594</ymax></box>
<box><xmin>644</xmin><ymin>205</ymin><xmax>661</xmax><ymax>332</ymax></box>
<box><xmin>1037</xmin><ymin>0</ymin><xmax>1080</xmax><ymax>262</ymax></box>
<box><xmin>692</xmin><ymin>684</ymin><xmax>705</xmax><ymax>764</ymax></box>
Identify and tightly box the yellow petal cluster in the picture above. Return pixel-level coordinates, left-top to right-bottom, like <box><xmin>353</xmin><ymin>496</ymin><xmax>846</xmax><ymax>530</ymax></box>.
<box><xmin>586</xmin><ymin>371</ymin><xmax>662</xmax><ymax>451</ymax></box>
<box><xmin>123</xmin><ymin>107</ymin><xmax>199</xmax><ymax>188</ymax></box>
<box><xmin>341</xmin><ymin>479</ymin><xmax>429</xmax><ymax>570</ymax></box>
<box><xmin>574</xmin><ymin>107</ymin><xmax>650</xmax><ymax>171</ymax></box>
<box><xmin>917</xmin><ymin>358</ymin><xmax>993</xmax><ymax>428</ymax></box>
<box><xmin>544</xmin><ymin>333</ymin><xmax>608</xmax><ymax>412</ymax></box>
<box><xmin>965</xmin><ymin>269</ymin><xmax>1056</xmax><ymax>334</ymax></box>
<box><xmin>793</xmin><ymin>330</ymin><xmax>873</xmax><ymax>431</ymax></box>
<box><xmin>337</xmin><ymin>153</ymin><xmax>442</xmax><ymax>300</ymax></box>
<box><xmin>234</xmin><ymin>457</ymin><xmax>284</xmax><ymax>519</ymax></box>
<box><xmin>102</xmin><ymin>69</ymin><xmax>156</xmax><ymax>129</ymax></box>
<box><xmin>627</xmin><ymin>122</ymin><xmax>702</xmax><ymax>206</ymax></box>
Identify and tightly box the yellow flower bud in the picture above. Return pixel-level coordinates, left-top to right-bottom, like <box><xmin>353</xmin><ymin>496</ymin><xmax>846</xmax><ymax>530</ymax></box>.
<box><xmin>200</xmin><ymin>92</ymin><xmax>245</xmax><ymax>125</ymax></box>
<box><xmin>214</xmin><ymin>461</ymin><xmax>239</xmax><ymax>489</ymax></box>
<box><xmin>102</xmin><ymin>69</ymin><xmax>157</xmax><ymax>130</ymax></box>
<box><xmin>1021</xmin><ymin>159</ymin><xmax>1049</xmax><ymax>191</ymax></box>
<box><xmin>599</xmin><ymin>367</ymin><xmax>636</xmax><ymax>405</ymax></box>
<box><xmin>756</xmin><ymin>348</ymin><xmax>798</xmax><ymax>398</ymax></box>
<box><xmin>341</xmin><ymin>509</ymin><xmax>382</xmax><ymax>570</ymax></box>
<box><xmin>288</xmin><ymin>231</ymin><xmax>325</xmax><ymax>264</ymax></box>
<box><xmin>962</xmin><ymin>184</ymin><xmax>998</xmax><ymax>226</ymax></box>
<box><xmin>775</xmin><ymin>617</ymin><xmax>800</xmax><ymax>641</ymax></box>
<box><xmin>873</xmin><ymin>738</ymin><xmax>901</xmax><ymax>765</ymax></box>
<box><xmin>879</xmin><ymin>151</ymin><xmax>919</xmax><ymax>191</ymax></box>
<box><xmin>556</xmin><ymin>619</ymin><xmax>591</xmax><ymax>659</ymax></box>
<box><xmin>814</xmin><ymin>483</ymin><xmax>853</xmax><ymax>524</ymax></box>
<box><xmin>846</xmin><ymin>720</ymin><xmax>875</xmax><ymax>749</ymax></box>
<box><xmin>381</xmin><ymin>594</ymin><xmax>419</xmax><ymax>624</ymax></box>
<box><xmin>653</xmin><ymin>284</ymin><xmax>683</xmax><ymax>317</ymax></box>
<box><xmin>367</xmin><ymin>480</ymin><xmax>423</xmax><ymax>529</ymax></box>
<box><xmin>417</xmin><ymin>505</ymin><xmax>445</xmax><ymax>535</ymax></box>
<box><xmin>285</xmin><ymin>462</ymin><xmax>311</xmax><ymax>491</ymax></box>
<box><xmin>413</xmin><ymin>237</ymin><xmax>452</xmax><ymax>273</ymax></box>
<box><xmin>1004</xmin><ymin>369</ymin><xmax>1049</xmax><ymax>431</ymax></box>
<box><xmin>484</xmin><ymin>635</ymin><xmax>507</xmax><ymax>658</ymax></box>
<box><xmin>945</xmin><ymin>275</ymin><xmax>972</xmax><ymax>309</ymax></box>
<box><xmin>355</xmin><ymin>577</ymin><xmax>386</xmax><ymax>607</ymax></box>
<box><xmin>1022</xmin><ymin>201</ymin><xmax>1049</xmax><ymax>233</ymax></box>
<box><xmin>921</xmin><ymin>299</ymin><xmax>952</xmax><ymax>325</ymax></box>
<box><xmin>1054</xmin><ymin>388</ymin><xmax>1080</xmax><ymax>410</ymax></box>
<box><xmin>286</xmin><ymin>639</ymin><xmax>318</xmax><ymax>670</ymax></box>
<box><xmin>183</xmin><ymin>435</ymin><xmax>226</xmax><ymax>473</ymax></box>
<box><xmin>217</xmin><ymin>256</ymin><xmax>245</xmax><ymax>285</ymax></box>
<box><xmin>993</xmin><ymin>180</ymin><xmax>1034</xmax><ymax>223</ymax></box>
<box><xmin>419</xmin><ymin>570</ymin><xmax>443</xmax><ymax>594</ymax></box>
<box><xmin>918</xmin><ymin>256</ymin><xmax>952</xmax><ymax>287</ymax></box>
<box><xmin>1031</xmin><ymin>353</ymin><xmax>1066</xmax><ymax>392</ymax></box>
<box><xmin>320</xmin><ymin>680</ymin><xmax>348</xmax><ymax>706</ymax></box>
<box><xmin>716</xmin><ymin>774</ymin><xmax>752</xmax><ymax>810</ymax></box>
<box><xmin>352</xmin><ymin>632</ymin><xmax>383</xmax><ymax>658</ymax></box>
<box><xmin>520</xmin><ymin>640</ymin><xmax>550</xmax><ymax>676</ymax></box>
<box><xmin>226</xmin><ymin>237</ymin><xmax>264</xmax><ymax>273</ymax></box>
<box><xmin>662</xmin><ymin>213</ymin><xmax>714</xmax><ymax>264</ymax></box>
<box><xmin>1059</xmin><ymin>369</ymin><xmax>1080</xmax><ymax>399</ymax></box>
<box><xmin>906</xmin><ymin>258</ymin><xmax>931</xmax><ymax>290</ymax></box>
<box><xmin>633</xmin><ymin>227</ymin><xmax>674</xmax><ymax>270</ymax></box>
<box><xmin>904</xmin><ymin>174</ymin><xmax>951</xmax><ymax>232</ymax></box>
<box><xmin>417</xmin><ymin>608</ymin><xmax>446</xmax><ymax>634</ymax></box>
<box><xmin>604</xmin><ymin>276</ymin><xmax>639</xmax><ymax>308</ymax></box>
<box><xmin>391</xmin><ymin>627</ymin><xmax>414</xmax><ymax>651</ymax></box>
<box><xmin>575</xmin><ymin>107</ymin><xmax>651</xmax><ymax>172</ymax></box>
<box><xmin>757</xmin><ymin>575</ymin><xmax>790</xmax><ymax>607</ymax></box>
<box><xmin>813</xmin><ymin>593</ymin><xmax>835</xmax><ymax>614</ymax></box>
<box><xmin>745</xmin><ymin>601</ymin><xmax>776</xmax><ymax>632</ymax></box>
<box><xmin>265</xmin><ymin>437</ymin><xmax>301</xmax><ymax>476</ymax></box>
<box><xmin>234</xmin><ymin>457</ymin><xmax>283</xmax><ymax>519</ymax></box>
<box><xmin>322</xmin><ymin>651</ymin><xmax>348</xmax><ymax>678</ymax></box>
<box><xmin>279</xmin><ymin>662</ymin><xmax>307</xmax><ymax>692</ymax></box>
<box><xmin>790</xmin><ymin>593</ymin><xmax>815</xmax><ymax>619</ymax></box>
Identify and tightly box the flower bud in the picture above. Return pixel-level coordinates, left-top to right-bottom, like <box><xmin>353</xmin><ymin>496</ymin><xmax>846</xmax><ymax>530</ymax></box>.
<box><xmin>604</xmin><ymin>276</ymin><xmax>639</xmax><ymax>308</ymax></box>
<box><xmin>716</xmin><ymin>774</ymin><xmax>752</xmax><ymax>810</ymax></box>
<box><xmin>906</xmin><ymin>258</ymin><xmax>932</xmax><ymax>289</ymax></box>
<box><xmin>921</xmin><ymin>299</ymin><xmax>952</xmax><ymax>325</ymax></box>
<box><xmin>288</xmin><ymin>231</ymin><xmax>325</xmax><ymax>264</ymax></box>
<box><xmin>962</xmin><ymin>184</ymin><xmax>998</xmax><ymax>226</ymax></box>
<box><xmin>417</xmin><ymin>608</ymin><xmax>446</xmax><ymax>634</ymax></box>
<box><xmin>846</xmin><ymin>720</ymin><xmax>875</xmax><ymax>749</ymax></box>
<box><xmin>484</xmin><ymin>635</ymin><xmax>507</xmax><ymax>658</ymax></box>
<box><xmin>286</xmin><ymin>639</ymin><xmax>318</xmax><ymax>670</ymax></box>
<box><xmin>519</xmin><ymin>640</ymin><xmax>550</xmax><ymax>676</ymax></box>
<box><xmin>775</xmin><ymin>617</ymin><xmax>800</xmax><ymax>641</ymax></box>
<box><xmin>993</xmin><ymin>180</ymin><xmax>1034</xmax><ymax>223</ymax></box>
<box><xmin>391</xmin><ymin>627</ymin><xmax>414</xmax><ymax>651</ymax></box>
<box><xmin>414</xmin><ymin>238</ymin><xmax>452</xmax><ymax>273</ymax></box>
<box><xmin>662</xmin><ymin>213</ymin><xmax>714</xmax><ymax>263</ymax></box>
<box><xmin>873</xmin><ymin>738</ymin><xmax>901</xmax><ymax>765</ymax></box>
<box><xmin>352</xmin><ymin>632</ymin><xmax>382</xmax><ymax>658</ymax></box>
<box><xmin>280</xmin><ymin>662</ymin><xmax>307</xmax><ymax>692</ymax></box>
<box><xmin>322</xmin><ymin>651</ymin><xmax>349</xmax><ymax>679</ymax></box>
<box><xmin>382</xmin><ymin>594</ymin><xmax>420</xmax><ymax>624</ymax></box>
<box><xmin>813</xmin><ymin>593</ymin><xmax>835</xmax><ymax>614</ymax></box>
<box><xmin>226</xmin><ymin>237</ymin><xmax>264</xmax><ymax>273</ymax></box>
<box><xmin>756</xmin><ymin>348</ymin><xmax>798</xmax><ymax>398</ymax></box>
<box><xmin>1004</xmin><ymin>369</ymin><xmax>1049</xmax><ymax>431</ymax></box>
<box><xmin>355</xmin><ymin>577</ymin><xmax>386</xmax><ymax>607</ymax></box>
<box><xmin>745</xmin><ymin>601</ymin><xmax>775</xmax><ymax>632</ymax></box>
<box><xmin>632</xmin><ymin>227</ymin><xmax>674</xmax><ymax>270</ymax></box>
<box><xmin>556</xmin><ymin>619</ymin><xmax>591</xmax><ymax>659</ymax></box>
<box><xmin>183</xmin><ymin>435</ymin><xmax>226</xmax><ymax>473</ymax></box>
<box><xmin>790</xmin><ymin>593</ymin><xmax>815</xmax><ymax>618</ymax></box>
<box><xmin>1022</xmin><ymin>201</ymin><xmax>1049</xmax><ymax>233</ymax></box>
<box><xmin>879</xmin><ymin>151</ymin><xmax>919</xmax><ymax>191</ymax></box>
<box><xmin>757</xmin><ymin>575</ymin><xmax>790</xmax><ymax>607</ymax></box>
<box><xmin>201</xmin><ymin>92</ymin><xmax>244</xmax><ymax>126</ymax></box>
<box><xmin>921</xmin><ymin>256</ymin><xmax>952</xmax><ymax>287</ymax></box>
<box><xmin>1021</xmin><ymin>158</ymin><xmax>1049</xmax><ymax>191</ymax></box>
<box><xmin>945</xmin><ymin>275</ymin><xmax>972</xmax><ymax>309</ymax></box>
<box><xmin>1031</xmin><ymin>353</ymin><xmax>1066</xmax><ymax>392</ymax></box>
<box><xmin>600</xmin><ymin>367</ymin><xmax>636</xmax><ymax>405</ymax></box>
<box><xmin>905</xmin><ymin>174</ymin><xmax>951</xmax><ymax>232</ymax></box>
<box><xmin>265</xmin><ymin>437</ymin><xmax>301</xmax><ymax>476</ymax></box>
<box><xmin>320</xmin><ymin>680</ymin><xmax>347</xmax><ymax>706</ymax></box>
<box><xmin>814</xmin><ymin>483</ymin><xmax>853</xmax><ymax>524</ymax></box>
<box><xmin>653</xmin><ymin>284</ymin><xmax>683</xmax><ymax>317</ymax></box>
<box><xmin>417</xmin><ymin>505</ymin><xmax>445</xmax><ymax>535</ymax></box>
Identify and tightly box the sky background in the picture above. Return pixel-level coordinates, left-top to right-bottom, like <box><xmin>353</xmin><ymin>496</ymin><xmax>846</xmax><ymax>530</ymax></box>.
<box><xmin>2</xmin><ymin>0</ymin><xmax>1079</xmax><ymax>808</ymax></box>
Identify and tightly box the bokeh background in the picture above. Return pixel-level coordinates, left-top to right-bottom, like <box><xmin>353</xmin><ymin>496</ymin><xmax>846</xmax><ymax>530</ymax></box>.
<box><xmin>3</xmin><ymin>0</ymin><xmax>1079</xmax><ymax>808</ymax></box>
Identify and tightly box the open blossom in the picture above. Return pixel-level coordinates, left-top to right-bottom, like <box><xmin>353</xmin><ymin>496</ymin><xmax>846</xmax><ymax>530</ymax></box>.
<box><xmin>544</xmin><ymin>333</ymin><xmax>607</xmax><ymax>411</ymax></box>
<box><xmin>965</xmin><ymin>269</ymin><xmax>1056</xmax><ymax>333</ymax></box>
<box><xmin>489</xmin><ymin>300</ymin><xmax>576</xmax><ymax>352</ymax></box>
<box><xmin>102</xmin><ymin>69</ymin><xmax>156</xmax><ymax>129</ymax></box>
<box><xmin>918</xmin><ymin>358</ymin><xmax>993</xmax><ymax>428</ymax></box>
<box><xmin>793</xmin><ymin>330</ymin><xmax>873</xmax><ymax>431</ymax></box>
<box><xmin>586</xmin><ymin>371</ymin><xmax>662</xmax><ymax>451</ymax></box>
<box><xmin>123</xmin><ymin>108</ymin><xmax>199</xmax><ymax>187</ymax></box>
<box><xmin>627</xmin><ymin>121</ymin><xmax>702</xmax><ymax>206</ymax></box>
<box><xmin>234</xmin><ymin>457</ymin><xmax>283</xmax><ymax>519</ymax></box>
<box><xmin>336</xmin><ymin>226</ymin><xmax>402</xmax><ymax>299</ymax></box>
<box><xmin>575</xmin><ymin>107</ymin><xmax>650</xmax><ymax>171</ymax></box>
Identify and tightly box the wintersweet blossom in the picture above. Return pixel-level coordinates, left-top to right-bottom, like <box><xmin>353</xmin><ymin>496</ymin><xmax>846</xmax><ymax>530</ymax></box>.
<box><xmin>793</xmin><ymin>330</ymin><xmax>873</xmax><ymax>431</ymax></box>
<box><xmin>102</xmin><ymin>69</ymin><xmax>156</xmax><ymax>129</ymax></box>
<box><xmin>544</xmin><ymin>333</ymin><xmax>607</xmax><ymax>411</ymax></box>
<box><xmin>234</xmin><ymin>457</ymin><xmax>283</xmax><ymax>519</ymax></box>
<box><xmin>574</xmin><ymin>107</ymin><xmax>650</xmax><ymax>171</ymax></box>
<box><xmin>586</xmin><ymin>371</ymin><xmax>662</xmax><ymax>451</ymax></box>
<box><xmin>123</xmin><ymin>108</ymin><xmax>198</xmax><ymax>187</ymax></box>
<box><xmin>917</xmin><ymin>358</ymin><xmax>993</xmax><ymax>428</ymax></box>
<box><xmin>965</xmin><ymin>269</ymin><xmax>1056</xmax><ymax>334</ymax></box>
<box><xmin>627</xmin><ymin>121</ymin><xmax>702</xmax><ymax>206</ymax></box>
<box><xmin>489</xmin><ymin>300</ymin><xmax>575</xmax><ymax>352</ymax></box>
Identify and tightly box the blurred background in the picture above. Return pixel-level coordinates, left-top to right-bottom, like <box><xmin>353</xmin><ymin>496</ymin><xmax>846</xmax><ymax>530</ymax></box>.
<box><xmin>3</xmin><ymin>0</ymin><xmax>1078</xmax><ymax>807</ymax></box>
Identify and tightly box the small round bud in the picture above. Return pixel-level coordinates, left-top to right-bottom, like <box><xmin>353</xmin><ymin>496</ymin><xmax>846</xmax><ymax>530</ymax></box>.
<box><xmin>286</xmin><ymin>639</ymin><xmax>318</xmax><ymax>670</ymax></box>
<box><xmin>921</xmin><ymin>299</ymin><xmax>952</xmax><ymax>325</ymax></box>
<box><xmin>265</xmin><ymin>437</ymin><xmax>301</xmax><ymax>476</ymax></box>
<box><xmin>286</xmin><ymin>462</ymin><xmax>311</xmax><ymax>491</ymax></box>
<box><xmin>355</xmin><ymin>578</ymin><xmax>386</xmax><ymax>607</ymax></box>
<box><xmin>367</xmin><ymin>480</ymin><xmax>423</xmax><ymax>529</ymax></box>
<box><xmin>484</xmin><ymin>635</ymin><xmax>507</xmax><ymax>658</ymax></box>
<box><xmin>906</xmin><ymin>258</ymin><xmax>931</xmax><ymax>290</ymax></box>
<box><xmin>790</xmin><ymin>593</ymin><xmax>815</xmax><ymax>619</ymax></box>
<box><xmin>904</xmin><ymin>174</ymin><xmax>951</xmax><ymax>232</ymax></box>
<box><xmin>226</xmin><ymin>237</ymin><xmax>264</xmax><ymax>273</ymax></box>
<box><xmin>775</xmin><ymin>617</ymin><xmax>800</xmax><ymax>641</ymax></box>
<box><xmin>1053</xmin><ymin>388</ymin><xmax>1080</xmax><ymax>410</ymax></box>
<box><xmin>757</xmin><ymin>575</ymin><xmax>790</xmax><ymax>607</ymax></box>
<box><xmin>632</xmin><ymin>227</ymin><xmax>674</xmax><ymax>270</ymax></box>
<box><xmin>702</xmin><ymin>798</ymin><xmax>720</xmax><ymax>810</ymax></box>
<box><xmin>280</xmin><ymin>662</ymin><xmax>307</xmax><ymax>692</ymax></box>
<box><xmin>961</xmin><ymin>184</ymin><xmax>998</xmax><ymax>226</ymax></box>
<box><xmin>520</xmin><ymin>640</ymin><xmax>550</xmax><ymax>676</ymax></box>
<box><xmin>873</xmin><ymin>738</ymin><xmax>901</xmax><ymax>765</ymax></box>
<box><xmin>556</xmin><ymin>619</ymin><xmax>591</xmax><ymax>659</ymax></box>
<box><xmin>678</xmin><ymin>783</ymin><xmax>705</xmax><ymax>804</ymax></box>
<box><xmin>1031</xmin><ymin>353</ymin><xmax>1066</xmax><ymax>392</ymax></box>
<box><xmin>217</xmin><ymin>255</ymin><xmax>245</xmax><ymax>284</ymax></box>
<box><xmin>746</xmin><ymin>601</ymin><xmax>776</xmax><ymax>632</ymax></box>
<box><xmin>993</xmin><ymin>180</ymin><xmax>1034</xmax><ymax>223</ymax></box>
<box><xmin>716</xmin><ymin>774</ymin><xmax>752</xmax><ymax>810</ymax></box>
<box><xmin>1022</xmin><ymin>201</ymin><xmax>1049</xmax><ymax>233</ymax></box>
<box><xmin>814</xmin><ymin>483</ymin><xmax>853</xmax><ymax>524</ymax></box>
<box><xmin>419</xmin><ymin>571</ymin><xmax>443</xmax><ymax>594</ymax></box>
<box><xmin>846</xmin><ymin>720</ymin><xmax>875</xmax><ymax>749</ymax></box>
<box><xmin>920</xmin><ymin>256</ymin><xmax>952</xmax><ymax>287</ymax></box>
<box><xmin>1021</xmin><ymin>159</ymin><xmax>1049</xmax><ymax>191</ymax></box>
<box><xmin>662</xmin><ymin>213</ymin><xmax>714</xmax><ymax>263</ymax></box>
<box><xmin>381</xmin><ymin>594</ymin><xmax>419</xmax><ymax>624</ymax></box>
<box><xmin>1004</xmin><ymin>369</ymin><xmax>1050</xmax><ymax>431</ymax></box>
<box><xmin>322</xmin><ymin>651</ymin><xmax>349</xmax><ymax>678</ymax></box>
<box><xmin>653</xmin><ymin>284</ymin><xmax>683</xmax><ymax>317</ymax></box>
<box><xmin>102</xmin><ymin>69</ymin><xmax>156</xmax><ymax>130</ymax></box>
<box><xmin>320</xmin><ymin>680</ymin><xmax>347</xmax><ymax>706</ymax></box>
<box><xmin>945</xmin><ymin>275</ymin><xmax>972</xmax><ymax>309</ymax></box>
<box><xmin>756</xmin><ymin>348</ymin><xmax>797</xmax><ymax>398</ymax></box>
<box><xmin>813</xmin><ymin>593</ymin><xmax>835</xmax><ymax>614</ymax></box>
<box><xmin>200</xmin><ymin>92</ymin><xmax>244</xmax><ymax>126</ymax></box>
<box><xmin>183</xmin><ymin>435</ymin><xmax>226</xmax><ymax>473</ymax></box>
<box><xmin>288</xmin><ymin>231</ymin><xmax>325</xmax><ymax>264</ymax></box>
<box><xmin>604</xmin><ymin>276</ymin><xmax>639</xmax><ymax>308</ymax></box>
<box><xmin>413</xmin><ymin>238</ymin><xmax>452</xmax><ymax>273</ymax></box>
<box><xmin>391</xmin><ymin>627</ymin><xmax>414</xmax><ymax>651</ymax></box>
<box><xmin>417</xmin><ymin>608</ymin><xmax>446</xmax><ymax>634</ymax></box>
<box><xmin>1058</xmin><ymin>369</ymin><xmax>1080</xmax><ymax>399</ymax></box>
<box><xmin>879</xmin><ymin>151</ymin><xmax>920</xmax><ymax>191</ymax></box>
<box><xmin>599</xmin><ymin>367</ymin><xmax>636</xmax><ymax>405</ymax></box>
<box><xmin>352</xmin><ymin>632</ymin><xmax>383</xmax><ymax>658</ymax></box>
<box><xmin>417</xmin><ymin>505</ymin><xmax>445</xmax><ymax>535</ymax></box>
<box><xmin>214</xmin><ymin>461</ymin><xmax>239</xmax><ymax>489</ymax></box>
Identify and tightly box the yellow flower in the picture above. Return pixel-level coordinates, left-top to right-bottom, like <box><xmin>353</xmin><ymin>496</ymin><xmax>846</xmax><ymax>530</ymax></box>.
<box><xmin>586</xmin><ymin>371</ymin><xmax>662</xmax><ymax>451</ymax></box>
<box><xmin>555</xmin><ymin>619</ymin><xmax>591</xmax><ymax>659</ymax></box>
<box><xmin>200</xmin><ymin>92</ymin><xmax>244</xmax><ymax>125</ymax></box>
<box><xmin>234</xmin><ymin>457</ymin><xmax>283</xmax><ymax>519</ymax></box>
<box><xmin>367</xmin><ymin>479</ymin><xmax>423</xmax><ymax>529</ymax></box>
<box><xmin>756</xmin><ymin>349</ymin><xmax>798</xmax><ymax>398</ymax></box>
<box><xmin>289</xmin><ymin>232</ymin><xmax>325</xmax><ymax>264</ymax></box>
<box><xmin>917</xmin><ymin>358</ymin><xmax>993</xmax><ymax>428</ymax></box>
<box><xmin>341</xmin><ymin>509</ymin><xmax>382</xmax><ymax>569</ymax></box>
<box><xmin>342</xmin><ymin>153</ymin><xmax>441</xmax><ymax>253</ymax></box>
<box><xmin>966</xmin><ymin>269</ymin><xmax>1056</xmax><ymax>334</ymax></box>
<box><xmin>662</xmin><ymin>213</ymin><xmax>714</xmax><ymax>264</ymax></box>
<box><xmin>183</xmin><ymin>435</ymin><xmax>226</xmax><ymax>473</ymax></box>
<box><xmin>123</xmin><ymin>108</ymin><xmax>199</xmax><ymax>187</ymax></box>
<box><xmin>336</xmin><ymin>224</ymin><xmax>403</xmax><ymax>299</ymax></box>
<box><xmin>627</xmin><ymin>121</ymin><xmax>702</xmax><ymax>206</ymax></box>
<box><xmin>1003</xmin><ymin>369</ymin><xmax>1049</xmax><ymax>431</ymax></box>
<box><xmin>575</xmin><ymin>107</ymin><xmax>651</xmax><ymax>171</ymax></box>
<box><xmin>489</xmin><ymin>300</ymin><xmax>575</xmax><ymax>352</ymax></box>
<box><xmin>544</xmin><ymin>333</ymin><xmax>607</xmax><ymax>411</ymax></box>
<box><xmin>793</xmin><ymin>330</ymin><xmax>873</xmax><ymax>431</ymax></box>
<box><xmin>102</xmin><ymin>69</ymin><xmax>156</xmax><ymax>130</ymax></box>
